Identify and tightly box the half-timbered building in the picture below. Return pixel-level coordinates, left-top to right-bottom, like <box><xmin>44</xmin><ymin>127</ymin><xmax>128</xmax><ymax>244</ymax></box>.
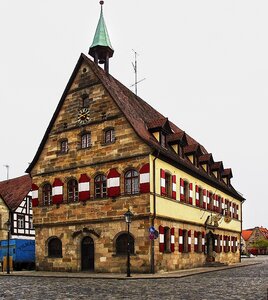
<box><xmin>26</xmin><ymin>2</ymin><xmax>244</xmax><ymax>273</ymax></box>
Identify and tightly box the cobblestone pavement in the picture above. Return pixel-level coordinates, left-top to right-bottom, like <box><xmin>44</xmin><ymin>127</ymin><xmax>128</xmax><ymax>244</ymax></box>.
<box><xmin>0</xmin><ymin>257</ymin><xmax>267</xmax><ymax>300</ymax></box>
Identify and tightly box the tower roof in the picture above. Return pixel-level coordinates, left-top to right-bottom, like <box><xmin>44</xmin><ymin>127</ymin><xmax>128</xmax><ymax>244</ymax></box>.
<box><xmin>90</xmin><ymin>1</ymin><xmax>113</xmax><ymax>52</ymax></box>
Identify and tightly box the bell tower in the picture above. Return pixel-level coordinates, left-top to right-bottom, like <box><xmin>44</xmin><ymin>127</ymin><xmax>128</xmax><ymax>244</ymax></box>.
<box><xmin>89</xmin><ymin>1</ymin><xmax>114</xmax><ymax>73</ymax></box>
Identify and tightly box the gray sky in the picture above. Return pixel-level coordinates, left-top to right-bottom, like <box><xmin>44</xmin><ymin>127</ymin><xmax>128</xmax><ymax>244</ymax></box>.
<box><xmin>0</xmin><ymin>1</ymin><xmax>267</xmax><ymax>229</ymax></box>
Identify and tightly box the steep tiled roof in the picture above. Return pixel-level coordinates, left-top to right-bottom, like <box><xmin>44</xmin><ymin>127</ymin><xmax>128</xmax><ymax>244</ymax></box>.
<box><xmin>0</xmin><ymin>175</ymin><xmax>31</xmax><ymax>211</ymax></box>
<box><xmin>199</xmin><ymin>153</ymin><xmax>213</xmax><ymax>164</ymax></box>
<box><xmin>26</xmin><ymin>54</ymin><xmax>244</xmax><ymax>201</ymax></box>
<box><xmin>259</xmin><ymin>227</ymin><xmax>268</xmax><ymax>239</ymax></box>
<box><xmin>211</xmin><ymin>161</ymin><xmax>224</xmax><ymax>171</ymax></box>
<box><xmin>167</xmin><ymin>131</ymin><xmax>186</xmax><ymax>143</ymax></box>
<box><xmin>184</xmin><ymin>144</ymin><xmax>200</xmax><ymax>155</ymax></box>
<box><xmin>242</xmin><ymin>230</ymin><xmax>253</xmax><ymax>241</ymax></box>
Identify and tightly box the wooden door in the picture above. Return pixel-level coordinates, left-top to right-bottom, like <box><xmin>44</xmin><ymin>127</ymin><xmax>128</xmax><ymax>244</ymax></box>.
<box><xmin>81</xmin><ymin>236</ymin><xmax>94</xmax><ymax>271</ymax></box>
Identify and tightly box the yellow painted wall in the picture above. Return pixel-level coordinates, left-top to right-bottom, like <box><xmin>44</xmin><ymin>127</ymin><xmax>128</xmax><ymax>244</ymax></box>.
<box><xmin>149</xmin><ymin>155</ymin><xmax>242</xmax><ymax>232</ymax></box>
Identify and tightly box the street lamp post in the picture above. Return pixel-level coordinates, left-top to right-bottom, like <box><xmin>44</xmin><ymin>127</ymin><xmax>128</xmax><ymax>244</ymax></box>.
<box><xmin>6</xmin><ymin>219</ymin><xmax>11</xmax><ymax>274</ymax></box>
<box><xmin>124</xmin><ymin>209</ymin><xmax>133</xmax><ymax>277</ymax></box>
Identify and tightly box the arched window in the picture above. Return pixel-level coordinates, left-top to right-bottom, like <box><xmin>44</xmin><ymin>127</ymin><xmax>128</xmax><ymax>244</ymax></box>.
<box><xmin>67</xmin><ymin>179</ymin><xmax>78</xmax><ymax>202</ymax></box>
<box><xmin>48</xmin><ymin>237</ymin><xmax>62</xmax><ymax>257</ymax></box>
<box><xmin>104</xmin><ymin>128</ymin><xmax>115</xmax><ymax>144</ymax></box>
<box><xmin>116</xmin><ymin>233</ymin><xmax>134</xmax><ymax>255</ymax></box>
<box><xmin>94</xmin><ymin>174</ymin><xmax>107</xmax><ymax>198</ymax></box>
<box><xmin>125</xmin><ymin>170</ymin><xmax>139</xmax><ymax>195</ymax></box>
<box><xmin>81</xmin><ymin>132</ymin><xmax>91</xmax><ymax>149</ymax></box>
<box><xmin>42</xmin><ymin>183</ymin><xmax>52</xmax><ymax>206</ymax></box>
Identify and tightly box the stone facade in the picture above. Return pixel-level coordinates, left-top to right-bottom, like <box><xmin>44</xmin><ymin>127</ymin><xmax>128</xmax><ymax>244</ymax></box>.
<box><xmin>0</xmin><ymin>198</ymin><xmax>9</xmax><ymax>241</ymax></box>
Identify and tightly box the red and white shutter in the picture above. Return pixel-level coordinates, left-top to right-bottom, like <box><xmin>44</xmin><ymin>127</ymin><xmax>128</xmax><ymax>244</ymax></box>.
<box><xmin>180</xmin><ymin>179</ymin><xmax>184</xmax><ymax>201</ymax></box>
<box><xmin>224</xmin><ymin>236</ymin><xmax>227</xmax><ymax>252</ymax></box>
<box><xmin>79</xmin><ymin>174</ymin><xmax>90</xmax><ymax>201</ymax></box>
<box><xmin>213</xmin><ymin>194</ymin><xmax>217</xmax><ymax>211</ymax></box>
<box><xmin>236</xmin><ymin>204</ymin><xmax>239</xmax><ymax>220</ymax></box>
<box><xmin>222</xmin><ymin>199</ymin><xmax>225</xmax><ymax>215</ymax></box>
<box><xmin>189</xmin><ymin>183</ymin><xmax>193</xmax><ymax>205</ymax></box>
<box><xmin>52</xmin><ymin>178</ymin><xmax>64</xmax><ymax>204</ymax></box>
<box><xmin>195</xmin><ymin>186</ymin><xmax>200</xmax><ymax>207</ymax></box>
<box><xmin>140</xmin><ymin>164</ymin><xmax>150</xmax><ymax>193</ymax></box>
<box><xmin>228</xmin><ymin>236</ymin><xmax>231</xmax><ymax>252</ymax></box>
<box><xmin>172</xmin><ymin>175</ymin><xmax>176</xmax><ymax>200</ymax></box>
<box><xmin>160</xmin><ymin>169</ymin><xmax>166</xmax><ymax>196</ymax></box>
<box><xmin>179</xmin><ymin>229</ymin><xmax>183</xmax><ymax>252</ymax></box>
<box><xmin>202</xmin><ymin>232</ymin><xmax>205</xmax><ymax>252</ymax></box>
<box><xmin>31</xmin><ymin>183</ymin><xmax>39</xmax><ymax>207</ymax></box>
<box><xmin>171</xmin><ymin>227</ymin><xmax>175</xmax><ymax>252</ymax></box>
<box><xmin>235</xmin><ymin>237</ymin><xmax>238</xmax><ymax>252</ymax></box>
<box><xmin>203</xmin><ymin>189</ymin><xmax>207</xmax><ymax>209</ymax></box>
<box><xmin>214</xmin><ymin>236</ymin><xmax>218</xmax><ymax>253</ymax></box>
<box><xmin>188</xmin><ymin>230</ymin><xmax>191</xmax><ymax>252</ymax></box>
<box><xmin>159</xmin><ymin>225</ymin><xmax>164</xmax><ymax>253</ymax></box>
<box><xmin>107</xmin><ymin>168</ymin><xmax>120</xmax><ymax>197</ymax></box>
<box><xmin>220</xmin><ymin>235</ymin><xmax>223</xmax><ymax>252</ymax></box>
<box><xmin>194</xmin><ymin>231</ymin><xmax>198</xmax><ymax>252</ymax></box>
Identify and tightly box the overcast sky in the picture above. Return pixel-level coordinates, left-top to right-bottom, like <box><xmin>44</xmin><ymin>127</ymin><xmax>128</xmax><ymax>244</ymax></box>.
<box><xmin>0</xmin><ymin>1</ymin><xmax>267</xmax><ymax>229</ymax></box>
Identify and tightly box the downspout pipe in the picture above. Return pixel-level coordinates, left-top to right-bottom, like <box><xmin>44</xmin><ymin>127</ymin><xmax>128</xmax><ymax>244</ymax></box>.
<box><xmin>150</xmin><ymin>151</ymin><xmax>160</xmax><ymax>274</ymax></box>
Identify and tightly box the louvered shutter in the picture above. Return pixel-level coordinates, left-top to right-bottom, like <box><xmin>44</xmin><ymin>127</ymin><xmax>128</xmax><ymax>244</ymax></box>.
<box><xmin>160</xmin><ymin>169</ymin><xmax>166</xmax><ymax>196</ymax></box>
<box><xmin>52</xmin><ymin>178</ymin><xmax>64</xmax><ymax>204</ymax></box>
<box><xmin>139</xmin><ymin>163</ymin><xmax>150</xmax><ymax>193</ymax></box>
<box><xmin>31</xmin><ymin>183</ymin><xmax>39</xmax><ymax>207</ymax></box>
<box><xmin>107</xmin><ymin>168</ymin><xmax>120</xmax><ymax>197</ymax></box>
<box><xmin>189</xmin><ymin>183</ymin><xmax>193</xmax><ymax>205</ymax></box>
<box><xmin>172</xmin><ymin>175</ymin><xmax>176</xmax><ymax>200</ymax></box>
<box><xmin>195</xmin><ymin>185</ymin><xmax>200</xmax><ymax>207</ymax></box>
<box><xmin>188</xmin><ymin>230</ymin><xmax>191</xmax><ymax>252</ymax></box>
<box><xmin>170</xmin><ymin>227</ymin><xmax>175</xmax><ymax>252</ymax></box>
<box><xmin>180</xmin><ymin>179</ymin><xmax>184</xmax><ymax>201</ymax></box>
<box><xmin>194</xmin><ymin>231</ymin><xmax>198</xmax><ymax>252</ymax></box>
<box><xmin>202</xmin><ymin>232</ymin><xmax>205</xmax><ymax>252</ymax></box>
<box><xmin>159</xmin><ymin>225</ymin><xmax>164</xmax><ymax>253</ymax></box>
<box><xmin>203</xmin><ymin>189</ymin><xmax>207</xmax><ymax>209</ymax></box>
<box><xmin>179</xmin><ymin>229</ymin><xmax>183</xmax><ymax>252</ymax></box>
<box><xmin>79</xmin><ymin>174</ymin><xmax>90</xmax><ymax>201</ymax></box>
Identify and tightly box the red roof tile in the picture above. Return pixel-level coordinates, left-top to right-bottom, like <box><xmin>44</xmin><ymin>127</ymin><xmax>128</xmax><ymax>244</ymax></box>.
<box><xmin>0</xmin><ymin>175</ymin><xmax>31</xmax><ymax>211</ymax></box>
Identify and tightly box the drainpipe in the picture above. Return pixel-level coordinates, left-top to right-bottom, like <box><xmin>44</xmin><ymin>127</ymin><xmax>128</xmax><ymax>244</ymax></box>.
<box><xmin>150</xmin><ymin>151</ymin><xmax>159</xmax><ymax>274</ymax></box>
<box><xmin>240</xmin><ymin>200</ymin><xmax>245</xmax><ymax>263</ymax></box>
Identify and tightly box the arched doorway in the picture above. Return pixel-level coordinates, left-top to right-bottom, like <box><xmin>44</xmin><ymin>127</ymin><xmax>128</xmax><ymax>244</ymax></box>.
<box><xmin>206</xmin><ymin>231</ymin><xmax>215</xmax><ymax>262</ymax></box>
<box><xmin>81</xmin><ymin>236</ymin><xmax>94</xmax><ymax>271</ymax></box>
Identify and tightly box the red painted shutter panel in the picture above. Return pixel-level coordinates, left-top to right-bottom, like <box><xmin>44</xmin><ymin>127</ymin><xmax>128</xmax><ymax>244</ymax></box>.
<box><xmin>139</xmin><ymin>163</ymin><xmax>150</xmax><ymax>193</ymax></box>
<box><xmin>52</xmin><ymin>178</ymin><xmax>64</xmax><ymax>204</ymax></box>
<box><xmin>79</xmin><ymin>173</ymin><xmax>91</xmax><ymax>201</ymax></box>
<box><xmin>202</xmin><ymin>232</ymin><xmax>205</xmax><ymax>252</ymax></box>
<box><xmin>160</xmin><ymin>169</ymin><xmax>166</xmax><ymax>196</ymax></box>
<box><xmin>170</xmin><ymin>227</ymin><xmax>175</xmax><ymax>252</ymax></box>
<box><xmin>189</xmin><ymin>183</ymin><xmax>193</xmax><ymax>205</ymax></box>
<box><xmin>188</xmin><ymin>230</ymin><xmax>191</xmax><ymax>252</ymax></box>
<box><xmin>31</xmin><ymin>183</ymin><xmax>39</xmax><ymax>207</ymax></box>
<box><xmin>172</xmin><ymin>175</ymin><xmax>176</xmax><ymax>200</ymax></box>
<box><xmin>107</xmin><ymin>168</ymin><xmax>120</xmax><ymax>197</ymax></box>
<box><xmin>195</xmin><ymin>185</ymin><xmax>200</xmax><ymax>207</ymax></box>
<box><xmin>203</xmin><ymin>189</ymin><xmax>207</xmax><ymax>209</ymax></box>
<box><xmin>179</xmin><ymin>229</ymin><xmax>183</xmax><ymax>252</ymax></box>
<box><xmin>159</xmin><ymin>225</ymin><xmax>164</xmax><ymax>253</ymax></box>
<box><xmin>180</xmin><ymin>179</ymin><xmax>184</xmax><ymax>201</ymax></box>
<box><xmin>194</xmin><ymin>231</ymin><xmax>198</xmax><ymax>252</ymax></box>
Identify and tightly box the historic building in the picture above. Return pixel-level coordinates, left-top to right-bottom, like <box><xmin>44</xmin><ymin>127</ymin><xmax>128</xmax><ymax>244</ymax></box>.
<box><xmin>242</xmin><ymin>227</ymin><xmax>268</xmax><ymax>255</ymax></box>
<box><xmin>26</xmin><ymin>2</ymin><xmax>245</xmax><ymax>273</ymax></box>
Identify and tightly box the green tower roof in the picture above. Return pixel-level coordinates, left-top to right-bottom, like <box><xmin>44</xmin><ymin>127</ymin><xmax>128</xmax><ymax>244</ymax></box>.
<box><xmin>90</xmin><ymin>3</ymin><xmax>113</xmax><ymax>51</ymax></box>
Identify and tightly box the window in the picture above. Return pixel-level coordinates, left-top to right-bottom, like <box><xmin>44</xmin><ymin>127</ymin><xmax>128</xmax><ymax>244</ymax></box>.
<box><xmin>104</xmin><ymin>129</ymin><xmax>115</xmax><ymax>144</ymax></box>
<box><xmin>81</xmin><ymin>133</ymin><xmax>91</xmax><ymax>149</ymax></box>
<box><xmin>183</xmin><ymin>230</ymin><xmax>188</xmax><ymax>253</ymax></box>
<box><xmin>42</xmin><ymin>183</ymin><xmax>52</xmax><ymax>206</ymax></box>
<box><xmin>184</xmin><ymin>181</ymin><xmax>189</xmax><ymax>203</ymax></box>
<box><xmin>125</xmin><ymin>170</ymin><xmax>139</xmax><ymax>195</ymax></box>
<box><xmin>164</xmin><ymin>227</ymin><xmax>171</xmax><ymax>252</ymax></box>
<box><xmin>165</xmin><ymin>173</ymin><xmax>172</xmax><ymax>198</ymax></box>
<box><xmin>82</xmin><ymin>97</ymin><xmax>90</xmax><ymax>108</ymax></box>
<box><xmin>29</xmin><ymin>216</ymin><xmax>34</xmax><ymax>229</ymax></box>
<box><xmin>67</xmin><ymin>179</ymin><xmax>78</xmax><ymax>202</ymax></box>
<box><xmin>116</xmin><ymin>233</ymin><xmax>134</xmax><ymax>255</ymax></box>
<box><xmin>60</xmin><ymin>139</ymin><xmax>68</xmax><ymax>153</ymax></box>
<box><xmin>94</xmin><ymin>174</ymin><xmax>107</xmax><ymax>198</ymax></box>
<box><xmin>48</xmin><ymin>237</ymin><xmax>62</xmax><ymax>258</ymax></box>
<box><xmin>160</xmin><ymin>132</ymin><xmax>166</xmax><ymax>148</ymax></box>
<box><xmin>17</xmin><ymin>214</ymin><xmax>25</xmax><ymax>229</ymax></box>
<box><xmin>208</xmin><ymin>192</ymin><xmax>213</xmax><ymax>211</ymax></box>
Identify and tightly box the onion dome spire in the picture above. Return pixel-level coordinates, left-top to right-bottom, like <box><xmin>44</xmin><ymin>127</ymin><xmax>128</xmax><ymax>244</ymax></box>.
<box><xmin>89</xmin><ymin>1</ymin><xmax>114</xmax><ymax>73</ymax></box>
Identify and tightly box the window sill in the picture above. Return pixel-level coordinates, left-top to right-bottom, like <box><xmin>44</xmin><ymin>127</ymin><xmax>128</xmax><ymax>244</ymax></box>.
<box><xmin>101</xmin><ymin>140</ymin><xmax>116</xmax><ymax>147</ymax></box>
<box><xmin>112</xmin><ymin>253</ymin><xmax>136</xmax><ymax>257</ymax></box>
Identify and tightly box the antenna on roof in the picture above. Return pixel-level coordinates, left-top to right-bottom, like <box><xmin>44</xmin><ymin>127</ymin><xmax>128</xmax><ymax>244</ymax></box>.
<box><xmin>130</xmin><ymin>49</ymin><xmax>145</xmax><ymax>95</ymax></box>
<box><xmin>3</xmin><ymin>164</ymin><xmax>9</xmax><ymax>180</ymax></box>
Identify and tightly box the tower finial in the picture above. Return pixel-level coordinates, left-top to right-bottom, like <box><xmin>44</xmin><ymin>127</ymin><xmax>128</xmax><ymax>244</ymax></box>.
<box><xmin>89</xmin><ymin>1</ymin><xmax>114</xmax><ymax>73</ymax></box>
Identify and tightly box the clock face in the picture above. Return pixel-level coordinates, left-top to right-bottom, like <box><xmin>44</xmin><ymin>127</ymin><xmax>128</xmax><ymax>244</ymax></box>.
<box><xmin>77</xmin><ymin>108</ymin><xmax>90</xmax><ymax>125</ymax></box>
